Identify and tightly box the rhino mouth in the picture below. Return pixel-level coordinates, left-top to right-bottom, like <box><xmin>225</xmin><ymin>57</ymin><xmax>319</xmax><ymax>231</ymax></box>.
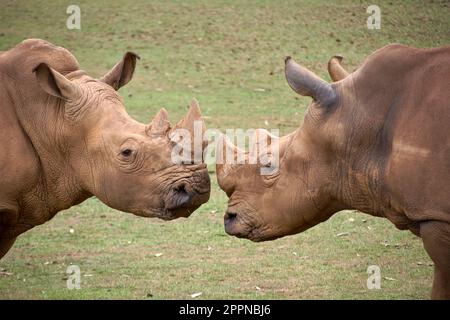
<box><xmin>163</xmin><ymin>191</ymin><xmax>209</xmax><ymax>220</ymax></box>
<box><xmin>161</xmin><ymin>170</ymin><xmax>211</xmax><ymax>220</ymax></box>
<box><xmin>160</xmin><ymin>207</ymin><xmax>198</xmax><ymax>220</ymax></box>
<box><xmin>223</xmin><ymin>210</ymin><xmax>258</xmax><ymax>240</ymax></box>
<box><xmin>134</xmin><ymin>171</ymin><xmax>210</xmax><ymax>220</ymax></box>
<box><xmin>143</xmin><ymin>200</ymin><xmax>205</xmax><ymax>221</ymax></box>
<box><xmin>224</xmin><ymin>208</ymin><xmax>280</xmax><ymax>242</ymax></box>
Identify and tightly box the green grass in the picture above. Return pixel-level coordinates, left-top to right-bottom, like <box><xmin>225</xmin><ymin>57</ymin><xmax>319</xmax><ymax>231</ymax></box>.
<box><xmin>0</xmin><ymin>0</ymin><xmax>448</xmax><ymax>299</ymax></box>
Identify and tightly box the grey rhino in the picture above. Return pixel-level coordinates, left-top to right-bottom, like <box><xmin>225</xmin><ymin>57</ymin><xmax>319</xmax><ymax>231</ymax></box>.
<box><xmin>0</xmin><ymin>39</ymin><xmax>210</xmax><ymax>258</ymax></box>
<box><xmin>216</xmin><ymin>44</ymin><xmax>450</xmax><ymax>299</ymax></box>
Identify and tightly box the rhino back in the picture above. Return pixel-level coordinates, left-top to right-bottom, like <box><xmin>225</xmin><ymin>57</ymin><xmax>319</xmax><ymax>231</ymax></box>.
<box><xmin>0</xmin><ymin>39</ymin><xmax>80</xmax><ymax>195</ymax></box>
<box><xmin>0</xmin><ymin>39</ymin><xmax>80</xmax><ymax>237</ymax></box>
<box><xmin>349</xmin><ymin>44</ymin><xmax>450</xmax><ymax>225</ymax></box>
<box><xmin>0</xmin><ymin>73</ymin><xmax>41</xmax><ymax>235</ymax></box>
<box><xmin>0</xmin><ymin>39</ymin><xmax>79</xmax><ymax>78</ymax></box>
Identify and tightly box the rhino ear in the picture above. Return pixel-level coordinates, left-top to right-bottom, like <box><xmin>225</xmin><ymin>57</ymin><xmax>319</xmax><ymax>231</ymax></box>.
<box><xmin>34</xmin><ymin>63</ymin><xmax>79</xmax><ymax>99</ymax></box>
<box><xmin>285</xmin><ymin>56</ymin><xmax>337</xmax><ymax>107</ymax></box>
<box><xmin>327</xmin><ymin>55</ymin><xmax>349</xmax><ymax>82</ymax></box>
<box><xmin>100</xmin><ymin>52</ymin><xmax>140</xmax><ymax>90</ymax></box>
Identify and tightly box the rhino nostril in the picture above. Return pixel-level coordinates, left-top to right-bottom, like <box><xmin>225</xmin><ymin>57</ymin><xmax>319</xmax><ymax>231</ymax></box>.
<box><xmin>174</xmin><ymin>184</ymin><xmax>188</xmax><ymax>194</ymax></box>
<box><xmin>167</xmin><ymin>183</ymin><xmax>193</xmax><ymax>210</ymax></box>
<box><xmin>225</xmin><ymin>212</ymin><xmax>237</xmax><ymax>224</ymax></box>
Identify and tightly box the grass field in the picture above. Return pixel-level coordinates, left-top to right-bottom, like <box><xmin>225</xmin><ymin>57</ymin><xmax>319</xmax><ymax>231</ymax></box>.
<box><xmin>0</xmin><ymin>0</ymin><xmax>449</xmax><ymax>299</ymax></box>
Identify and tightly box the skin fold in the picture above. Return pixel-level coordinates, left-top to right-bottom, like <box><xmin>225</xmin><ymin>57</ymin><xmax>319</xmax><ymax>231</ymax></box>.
<box><xmin>0</xmin><ymin>39</ymin><xmax>210</xmax><ymax>258</ymax></box>
<box><xmin>216</xmin><ymin>44</ymin><xmax>450</xmax><ymax>299</ymax></box>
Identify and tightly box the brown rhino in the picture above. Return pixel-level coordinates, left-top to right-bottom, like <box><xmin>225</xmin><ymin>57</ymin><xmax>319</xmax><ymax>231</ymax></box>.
<box><xmin>0</xmin><ymin>39</ymin><xmax>210</xmax><ymax>258</ymax></box>
<box><xmin>216</xmin><ymin>44</ymin><xmax>450</xmax><ymax>299</ymax></box>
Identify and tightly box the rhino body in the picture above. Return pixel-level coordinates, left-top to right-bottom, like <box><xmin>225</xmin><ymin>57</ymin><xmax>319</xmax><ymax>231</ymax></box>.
<box><xmin>0</xmin><ymin>39</ymin><xmax>210</xmax><ymax>258</ymax></box>
<box><xmin>217</xmin><ymin>44</ymin><xmax>450</xmax><ymax>299</ymax></box>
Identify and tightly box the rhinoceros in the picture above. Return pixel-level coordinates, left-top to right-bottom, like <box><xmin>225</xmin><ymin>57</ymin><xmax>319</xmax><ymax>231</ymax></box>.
<box><xmin>216</xmin><ymin>44</ymin><xmax>450</xmax><ymax>299</ymax></box>
<box><xmin>0</xmin><ymin>39</ymin><xmax>210</xmax><ymax>258</ymax></box>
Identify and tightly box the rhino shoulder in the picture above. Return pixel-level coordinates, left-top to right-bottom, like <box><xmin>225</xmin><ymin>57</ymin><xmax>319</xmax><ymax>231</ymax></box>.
<box><xmin>1</xmin><ymin>38</ymin><xmax>80</xmax><ymax>76</ymax></box>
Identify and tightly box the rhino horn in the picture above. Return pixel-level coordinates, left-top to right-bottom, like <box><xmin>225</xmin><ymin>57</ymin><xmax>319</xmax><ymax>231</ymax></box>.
<box><xmin>176</xmin><ymin>98</ymin><xmax>205</xmax><ymax>135</ymax></box>
<box><xmin>147</xmin><ymin>108</ymin><xmax>170</xmax><ymax>137</ymax></box>
<box><xmin>216</xmin><ymin>134</ymin><xmax>245</xmax><ymax>192</ymax></box>
<box><xmin>327</xmin><ymin>55</ymin><xmax>349</xmax><ymax>82</ymax></box>
<box><xmin>248</xmin><ymin>129</ymin><xmax>274</xmax><ymax>162</ymax></box>
<box><xmin>285</xmin><ymin>56</ymin><xmax>337</xmax><ymax>107</ymax></box>
<box><xmin>176</xmin><ymin>98</ymin><xmax>208</xmax><ymax>149</ymax></box>
<box><xmin>168</xmin><ymin>99</ymin><xmax>208</xmax><ymax>164</ymax></box>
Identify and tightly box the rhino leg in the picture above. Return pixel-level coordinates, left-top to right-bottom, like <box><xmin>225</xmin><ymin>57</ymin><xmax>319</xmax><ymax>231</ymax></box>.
<box><xmin>0</xmin><ymin>237</ymin><xmax>17</xmax><ymax>259</ymax></box>
<box><xmin>420</xmin><ymin>220</ymin><xmax>450</xmax><ymax>299</ymax></box>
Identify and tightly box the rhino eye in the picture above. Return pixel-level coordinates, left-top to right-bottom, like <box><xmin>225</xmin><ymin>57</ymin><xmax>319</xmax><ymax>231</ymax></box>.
<box><xmin>120</xmin><ymin>149</ymin><xmax>133</xmax><ymax>157</ymax></box>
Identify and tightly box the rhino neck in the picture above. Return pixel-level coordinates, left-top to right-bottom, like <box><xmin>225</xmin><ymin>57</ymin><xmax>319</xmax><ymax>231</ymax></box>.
<box><xmin>331</xmin><ymin>77</ymin><xmax>392</xmax><ymax>218</ymax></box>
<box><xmin>335</xmin><ymin>156</ymin><xmax>385</xmax><ymax>216</ymax></box>
<box><xmin>10</xmin><ymin>82</ymin><xmax>91</xmax><ymax>218</ymax></box>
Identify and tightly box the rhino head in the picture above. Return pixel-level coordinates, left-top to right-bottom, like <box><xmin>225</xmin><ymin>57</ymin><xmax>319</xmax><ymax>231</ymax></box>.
<box><xmin>216</xmin><ymin>56</ymin><xmax>346</xmax><ymax>241</ymax></box>
<box><xmin>33</xmin><ymin>53</ymin><xmax>210</xmax><ymax>220</ymax></box>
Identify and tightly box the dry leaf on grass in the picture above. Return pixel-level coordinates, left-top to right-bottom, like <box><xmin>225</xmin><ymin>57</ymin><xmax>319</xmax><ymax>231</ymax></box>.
<box><xmin>384</xmin><ymin>277</ymin><xmax>396</xmax><ymax>281</ymax></box>
<box><xmin>336</xmin><ymin>232</ymin><xmax>349</xmax><ymax>237</ymax></box>
<box><xmin>190</xmin><ymin>292</ymin><xmax>203</xmax><ymax>298</ymax></box>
